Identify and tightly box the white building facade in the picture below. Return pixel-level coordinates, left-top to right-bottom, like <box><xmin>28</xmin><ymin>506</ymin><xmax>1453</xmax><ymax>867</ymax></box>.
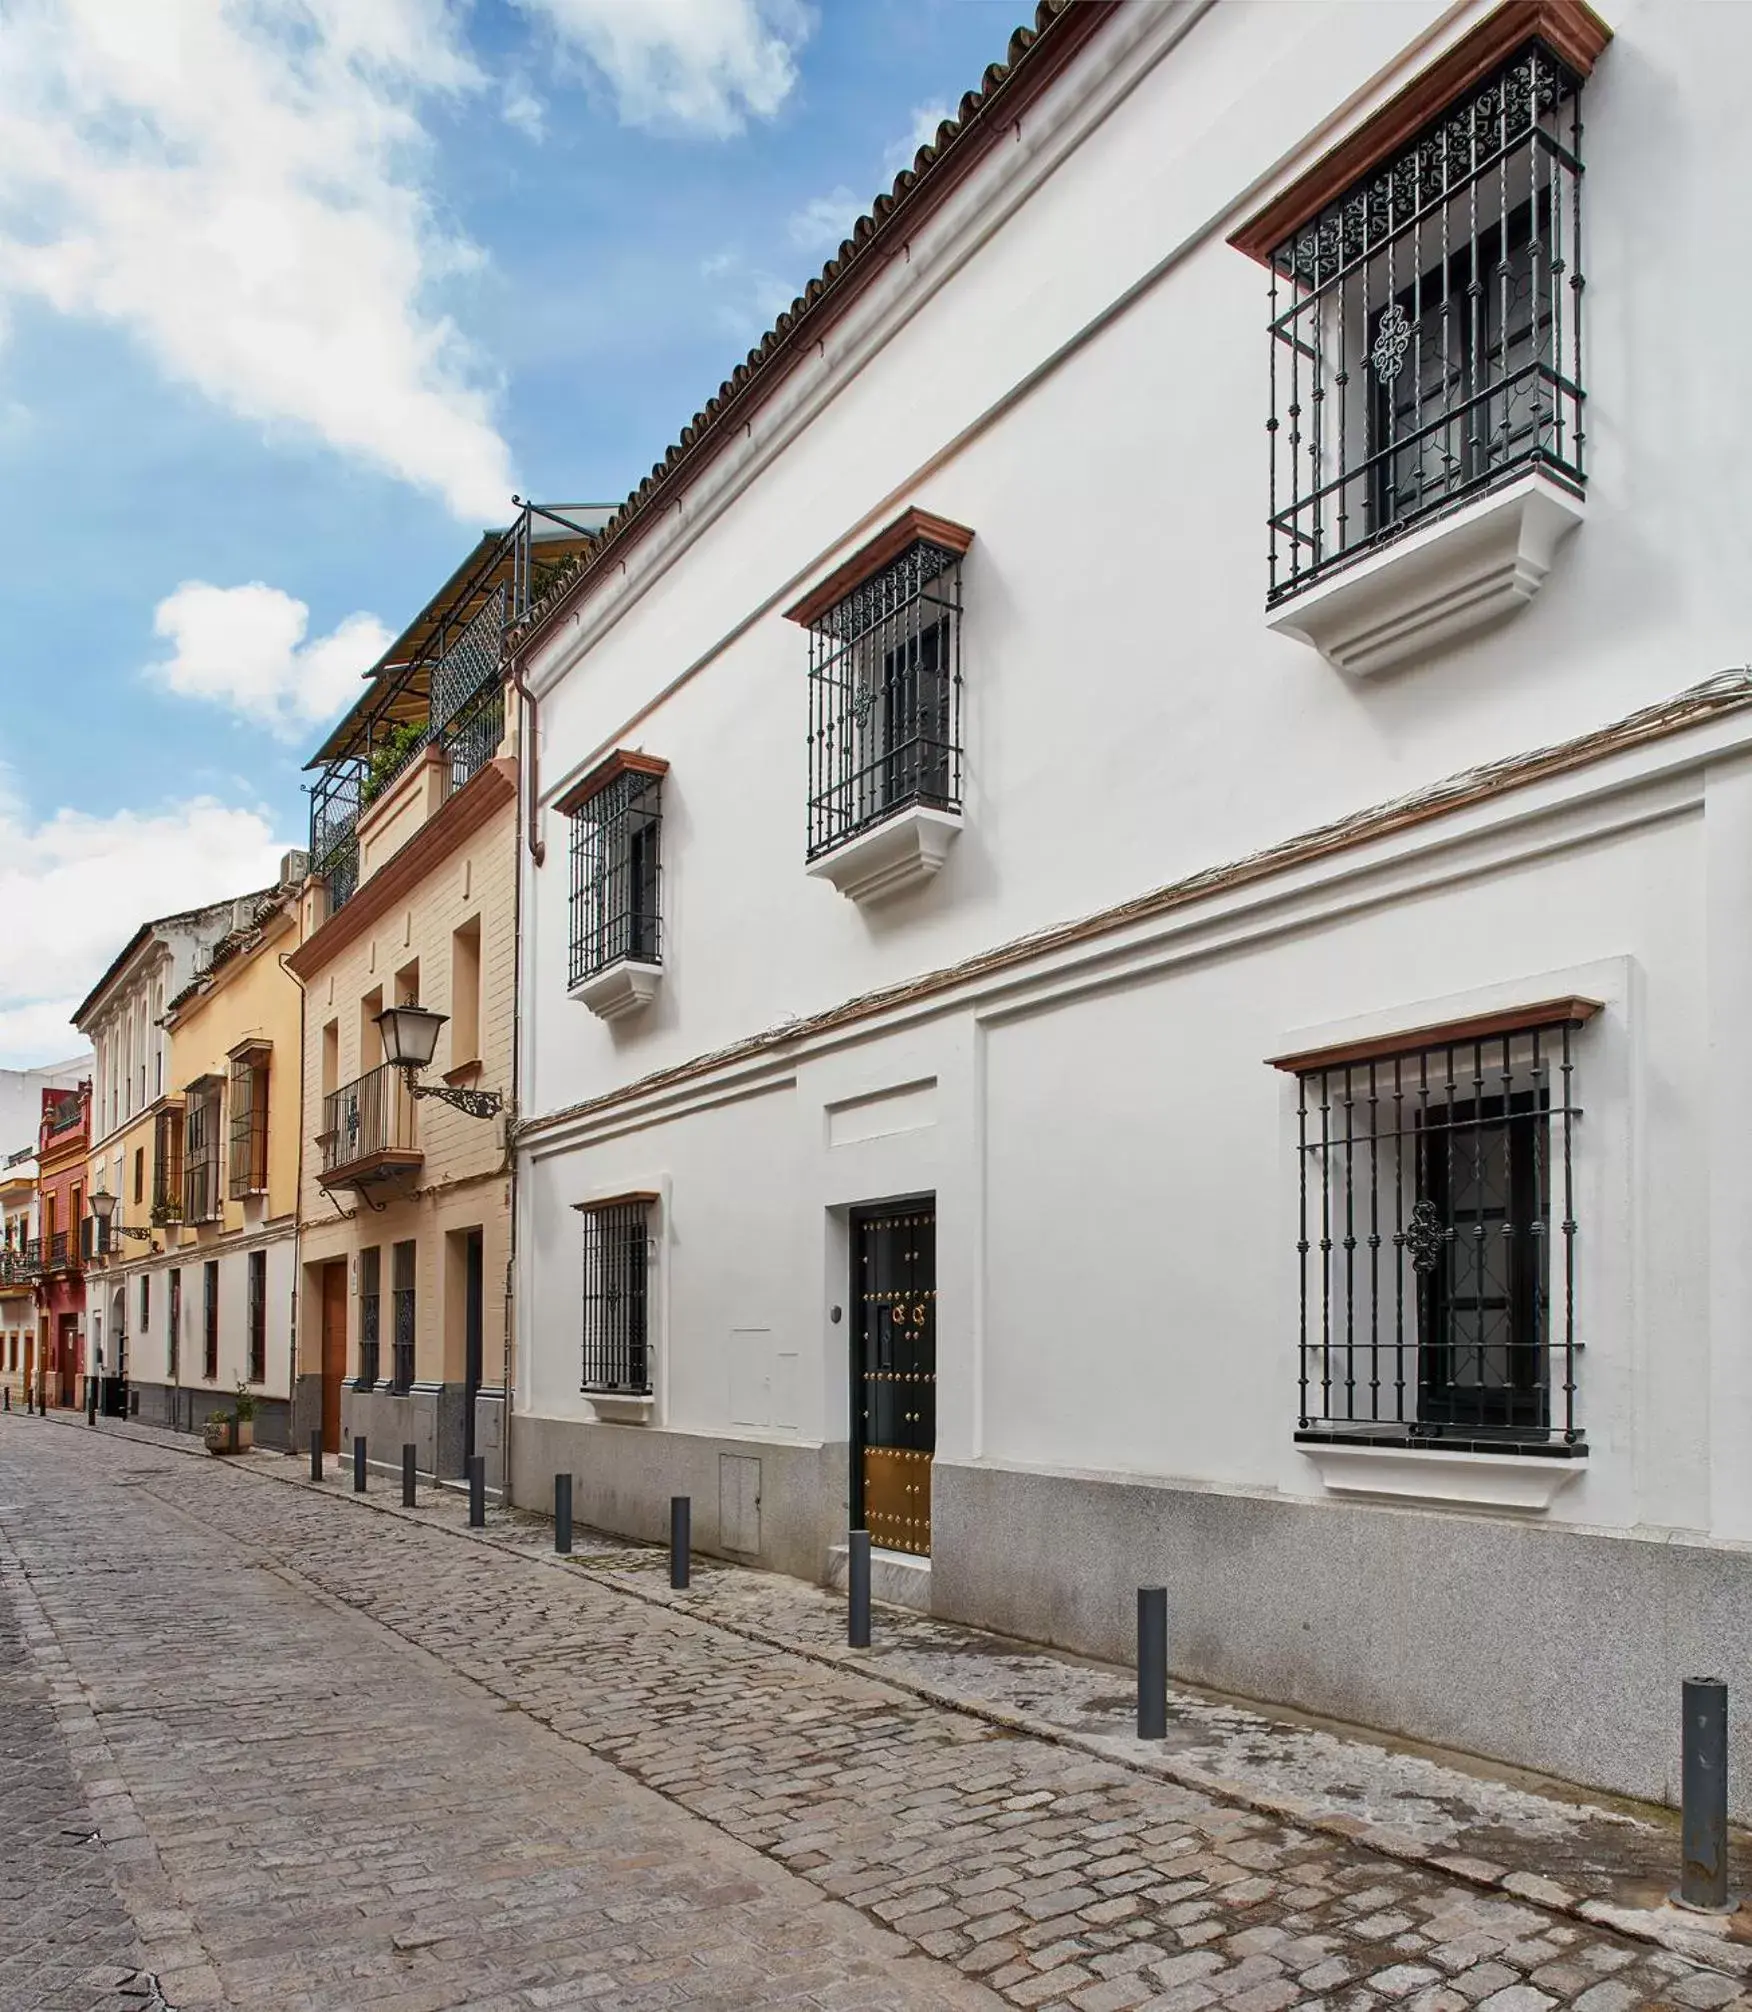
<box><xmin>512</xmin><ymin>0</ymin><xmax>1752</xmax><ymax>1817</ymax></box>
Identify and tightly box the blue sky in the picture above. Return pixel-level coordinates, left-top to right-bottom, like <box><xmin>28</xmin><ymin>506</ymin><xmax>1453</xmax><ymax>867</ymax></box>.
<box><xmin>0</xmin><ymin>0</ymin><xmax>1021</xmax><ymax>1064</ymax></box>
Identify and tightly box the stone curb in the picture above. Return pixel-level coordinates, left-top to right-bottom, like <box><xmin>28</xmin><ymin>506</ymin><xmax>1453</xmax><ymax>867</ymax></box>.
<box><xmin>40</xmin><ymin>1411</ymin><xmax>1752</xmax><ymax>1982</ymax></box>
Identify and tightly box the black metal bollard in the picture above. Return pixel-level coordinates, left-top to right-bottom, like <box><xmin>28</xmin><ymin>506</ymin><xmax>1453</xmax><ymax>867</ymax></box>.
<box><xmin>670</xmin><ymin>1495</ymin><xmax>690</xmax><ymax>1589</ymax></box>
<box><xmin>468</xmin><ymin>1454</ymin><xmax>486</xmax><ymax>1527</ymax></box>
<box><xmin>86</xmin><ymin>1378</ymin><xmax>97</xmax><ymax>1427</ymax></box>
<box><xmin>554</xmin><ymin>1473</ymin><xmax>573</xmax><ymax>1554</ymax></box>
<box><xmin>4</xmin><ymin>1386</ymin><xmax>10</xmax><ymax>1412</ymax></box>
<box><xmin>1137</xmin><ymin>1587</ymin><xmax>1168</xmax><ymax>1740</ymax></box>
<box><xmin>401</xmin><ymin>1443</ymin><xmax>417</xmax><ymax>1507</ymax></box>
<box><xmin>847</xmin><ymin>1528</ymin><xmax>871</xmax><ymax>1649</ymax></box>
<box><xmin>1677</xmin><ymin>1677</ymin><xmax>1733</xmax><ymax>1912</ymax></box>
<box><xmin>309</xmin><ymin>1428</ymin><xmax>323</xmax><ymax>1481</ymax></box>
<box><xmin>353</xmin><ymin>1436</ymin><xmax>367</xmax><ymax>1492</ymax></box>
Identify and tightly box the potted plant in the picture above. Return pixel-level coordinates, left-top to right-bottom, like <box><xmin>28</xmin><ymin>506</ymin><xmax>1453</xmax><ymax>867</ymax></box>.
<box><xmin>203</xmin><ymin>1384</ymin><xmax>256</xmax><ymax>1455</ymax></box>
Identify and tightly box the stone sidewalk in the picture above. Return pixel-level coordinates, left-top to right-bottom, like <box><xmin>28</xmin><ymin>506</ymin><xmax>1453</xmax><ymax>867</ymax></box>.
<box><xmin>10</xmin><ymin>1412</ymin><xmax>1751</xmax><ymax>2011</ymax></box>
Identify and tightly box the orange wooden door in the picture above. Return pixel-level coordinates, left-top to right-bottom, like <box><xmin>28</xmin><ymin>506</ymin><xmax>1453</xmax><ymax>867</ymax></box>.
<box><xmin>320</xmin><ymin>1263</ymin><xmax>347</xmax><ymax>1452</ymax></box>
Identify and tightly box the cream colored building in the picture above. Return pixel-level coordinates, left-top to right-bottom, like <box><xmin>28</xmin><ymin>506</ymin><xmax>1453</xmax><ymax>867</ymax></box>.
<box><xmin>291</xmin><ymin>506</ymin><xmax>603</xmax><ymax>1481</ymax></box>
<box><xmin>77</xmin><ymin>868</ymin><xmax>306</xmax><ymax>1438</ymax></box>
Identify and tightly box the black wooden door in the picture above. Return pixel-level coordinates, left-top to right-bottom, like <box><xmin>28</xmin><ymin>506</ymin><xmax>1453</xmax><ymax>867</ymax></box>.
<box><xmin>850</xmin><ymin>1202</ymin><xmax>935</xmax><ymax>1557</ymax></box>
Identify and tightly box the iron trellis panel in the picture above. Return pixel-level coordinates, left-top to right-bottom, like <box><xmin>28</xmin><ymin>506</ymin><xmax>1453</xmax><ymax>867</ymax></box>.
<box><xmin>1265</xmin><ymin>39</ymin><xmax>1587</xmax><ymax>604</ymax></box>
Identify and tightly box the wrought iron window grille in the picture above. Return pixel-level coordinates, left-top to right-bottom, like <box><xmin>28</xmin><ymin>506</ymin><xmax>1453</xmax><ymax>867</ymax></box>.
<box><xmin>1285</xmin><ymin>1012</ymin><xmax>1590</xmax><ymax>1456</ymax></box>
<box><xmin>202</xmin><ymin>1261</ymin><xmax>219</xmax><ymax>1381</ymax></box>
<box><xmin>357</xmin><ymin>1247</ymin><xmax>381</xmax><ymax>1390</ymax></box>
<box><xmin>566</xmin><ymin>767</ymin><xmax>663</xmax><ymax>989</ymax></box>
<box><xmin>246</xmin><ymin>1249</ymin><xmax>267</xmax><ymax>1384</ymax></box>
<box><xmin>580</xmin><ymin>1199</ymin><xmax>652</xmax><ymax>1396</ymax></box>
<box><xmin>182</xmin><ymin>1089</ymin><xmax>222</xmax><ymax>1226</ymax></box>
<box><xmin>1264</xmin><ymin>39</ymin><xmax>1586</xmax><ymax>604</ymax></box>
<box><xmin>390</xmin><ymin>1240</ymin><xmax>415</xmax><ymax>1394</ymax></box>
<box><xmin>228</xmin><ymin>1057</ymin><xmax>269</xmax><ymax>1199</ymax></box>
<box><xmin>804</xmin><ymin>538</ymin><xmax>964</xmax><ymax>862</ymax></box>
<box><xmin>151</xmin><ymin>1106</ymin><xmax>184</xmax><ymax>1225</ymax></box>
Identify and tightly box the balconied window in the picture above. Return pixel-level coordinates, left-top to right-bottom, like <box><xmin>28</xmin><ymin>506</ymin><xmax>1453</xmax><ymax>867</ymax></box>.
<box><xmin>1234</xmin><ymin>8</ymin><xmax>1610</xmax><ymax>675</ymax></box>
<box><xmin>152</xmin><ymin>1104</ymin><xmax>184</xmax><ymax>1224</ymax></box>
<box><xmin>228</xmin><ymin>1048</ymin><xmax>271</xmax><ymax>1198</ymax></box>
<box><xmin>561</xmin><ymin>753</ymin><xmax>665</xmax><ymax>1020</ymax></box>
<box><xmin>1273</xmin><ymin>999</ymin><xmax>1595</xmax><ymax>1461</ymax></box>
<box><xmin>577</xmin><ymin>1195</ymin><xmax>654</xmax><ymax>1397</ymax></box>
<box><xmin>182</xmin><ymin>1080</ymin><xmax>223</xmax><ymax>1225</ymax></box>
<box><xmin>791</xmin><ymin>509</ymin><xmax>971</xmax><ymax>904</ymax></box>
<box><xmin>318</xmin><ymin>1063</ymin><xmax>418</xmax><ymax>1189</ymax></box>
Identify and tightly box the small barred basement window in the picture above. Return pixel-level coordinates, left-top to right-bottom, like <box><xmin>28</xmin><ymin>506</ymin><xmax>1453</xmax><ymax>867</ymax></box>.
<box><xmin>577</xmin><ymin>1194</ymin><xmax>654</xmax><ymax>1396</ymax></box>
<box><xmin>1248</xmin><ymin>28</ymin><xmax>1602</xmax><ymax>602</ymax></box>
<box><xmin>1273</xmin><ymin>1000</ymin><xmax>1596</xmax><ymax>1456</ymax></box>
<box><xmin>562</xmin><ymin>754</ymin><xmax>665</xmax><ymax>989</ymax></box>
<box><xmin>790</xmin><ymin>509</ymin><xmax>971</xmax><ymax>861</ymax></box>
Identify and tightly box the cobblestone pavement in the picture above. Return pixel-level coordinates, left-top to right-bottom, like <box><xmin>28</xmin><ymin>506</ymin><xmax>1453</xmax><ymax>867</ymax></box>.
<box><xmin>0</xmin><ymin>1533</ymin><xmax>159</xmax><ymax>2011</ymax></box>
<box><xmin>4</xmin><ymin>1420</ymin><xmax>1751</xmax><ymax>2012</ymax></box>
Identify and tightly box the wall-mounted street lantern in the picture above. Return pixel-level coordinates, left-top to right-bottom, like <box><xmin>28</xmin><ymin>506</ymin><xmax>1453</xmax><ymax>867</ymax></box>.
<box><xmin>87</xmin><ymin>1188</ymin><xmax>154</xmax><ymax>1243</ymax></box>
<box><xmin>375</xmin><ymin>1003</ymin><xmax>504</xmax><ymax>1121</ymax></box>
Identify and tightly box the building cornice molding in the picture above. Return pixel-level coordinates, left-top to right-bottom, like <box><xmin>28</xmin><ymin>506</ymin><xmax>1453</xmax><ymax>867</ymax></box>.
<box><xmin>519</xmin><ymin>671</ymin><xmax>1752</xmax><ymax>1154</ymax></box>
<box><xmin>290</xmin><ymin>757</ymin><xmax>515</xmax><ymax>979</ymax></box>
<box><xmin>1229</xmin><ymin>0</ymin><xmax>1613</xmax><ymax>265</ymax></box>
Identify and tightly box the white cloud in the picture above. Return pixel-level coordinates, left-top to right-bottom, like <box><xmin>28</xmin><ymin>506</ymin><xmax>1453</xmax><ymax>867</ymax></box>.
<box><xmin>517</xmin><ymin>0</ymin><xmax>812</xmax><ymax>136</ymax></box>
<box><xmin>0</xmin><ymin>0</ymin><xmax>514</xmax><ymax>519</ymax></box>
<box><xmin>502</xmin><ymin>74</ymin><xmax>548</xmax><ymax>141</ymax></box>
<box><xmin>147</xmin><ymin>581</ymin><xmax>392</xmax><ymax>739</ymax></box>
<box><xmin>0</xmin><ymin>785</ymin><xmax>293</xmax><ymax>1068</ymax></box>
<box><xmin>787</xmin><ymin>185</ymin><xmax>860</xmax><ymax>255</ymax></box>
<box><xmin>699</xmin><ymin>247</ymin><xmax>796</xmax><ymax>341</ymax></box>
<box><xmin>884</xmin><ymin>101</ymin><xmax>952</xmax><ymax>177</ymax></box>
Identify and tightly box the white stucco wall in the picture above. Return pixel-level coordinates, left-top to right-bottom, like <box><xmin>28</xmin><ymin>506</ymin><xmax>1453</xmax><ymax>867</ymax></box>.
<box><xmin>514</xmin><ymin>0</ymin><xmax>1752</xmax><ymax>1551</ymax></box>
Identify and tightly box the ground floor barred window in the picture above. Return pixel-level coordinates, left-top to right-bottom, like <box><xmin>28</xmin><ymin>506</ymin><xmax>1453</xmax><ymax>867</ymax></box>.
<box><xmin>577</xmin><ymin>1195</ymin><xmax>653</xmax><ymax>1396</ymax></box>
<box><xmin>1274</xmin><ymin>999</ymin><xmax>1594</xmax><ymax>1456</ymax></box>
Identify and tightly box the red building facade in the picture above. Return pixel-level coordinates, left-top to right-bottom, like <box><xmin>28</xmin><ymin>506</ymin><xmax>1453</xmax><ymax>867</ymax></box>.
<box><xmin>32</xmin><ymin>1083</ymin><xmax>88</xmax><ymax>1408</ymax></box>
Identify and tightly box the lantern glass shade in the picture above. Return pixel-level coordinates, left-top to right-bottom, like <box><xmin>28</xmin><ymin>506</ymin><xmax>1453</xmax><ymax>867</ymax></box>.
<box><xmin>88</xmin><ymin>1187</ymin><xmax>116</xmax><ymax>1223</ymax></box>
<box><xmin>376</xmin><ymin>1001</ymin><xmax>447</xmax><ymax>1072</ymax></box>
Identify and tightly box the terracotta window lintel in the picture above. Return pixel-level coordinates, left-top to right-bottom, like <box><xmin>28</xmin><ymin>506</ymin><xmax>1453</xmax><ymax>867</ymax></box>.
<box><xmin>1268</xmin><ymin>996</ymin><xmax>1602</xmax><ymax>1076</ymax></box>
<box><xmin>571</xmin><ymin>1191</ymin><xmax>659</xmax><ymax>1215</ymax></box>
<box><xmin>785</xmin><ymin>507</ymin><xmax>976</xmax><ymax>628</ymax></box>
<box><xmin>1229</xmin><ymin>0</ymin><xmax>1613</xmax><ymax>267</ymax></box>
<box><xmin>555</xmin><ymin>751</ymin><xmax>669</xmax><ymax>818</ymax></box>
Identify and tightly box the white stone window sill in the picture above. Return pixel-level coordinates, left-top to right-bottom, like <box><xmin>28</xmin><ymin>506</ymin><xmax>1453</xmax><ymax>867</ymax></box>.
<box><xmin>807</xmin><ymin>804</ymin><xmax>961</xmax><ymax>905</ymax></box>
<box><xmin>1299</xmin><ymin>1442</ymin><xmax>1586</xmax><ymax>1512</ymax></box>
<box><xmin>569</xmin><ymin>959</ymin><xmax>662</xmax><ymax>1023</ymax></box>
<box><xmin>1266</xmin><ymin>468</ymin><xmax>1584</xmax><ymax>677</ymax></box>
<box><xmin>586</xmin><ymin>1391</ymin><xmax>655</xmax><ymax>1423</ymax></box>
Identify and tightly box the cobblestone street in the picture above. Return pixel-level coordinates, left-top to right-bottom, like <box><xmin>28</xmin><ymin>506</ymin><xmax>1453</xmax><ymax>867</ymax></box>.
<box><xmin>2</xmin><ymin>1419</ymin><xmax>1749</xmax><ymax>2012</ymax></box>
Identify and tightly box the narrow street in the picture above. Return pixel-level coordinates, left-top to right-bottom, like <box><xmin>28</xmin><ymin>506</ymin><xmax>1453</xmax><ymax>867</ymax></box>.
<box><xmin>0</xmin><ymin>1419</ymin><xmax>1745</xmax><ymax>2012</ymax></box>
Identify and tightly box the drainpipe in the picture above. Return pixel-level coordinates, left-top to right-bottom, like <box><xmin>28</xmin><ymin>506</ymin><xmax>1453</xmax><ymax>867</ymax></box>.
<box><xmin>507</xmin><ymin>649</ymin><xmax>545</xmax><ymax>867</ymax></box>
<box><xmin>279</xmin><ymin>947</ymin><xmax>307</xmax><ymax>1454</ymax></box>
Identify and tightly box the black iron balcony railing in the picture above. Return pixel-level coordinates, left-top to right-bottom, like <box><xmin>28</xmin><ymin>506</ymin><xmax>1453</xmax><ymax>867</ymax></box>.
<box><xmin>46</xmin><ymin>1230</ymin><xmax>75</xmax><ymax>1274</ymax></box>
<box><xmin>319</xmin><ymin>1064</ymin><xmax>417</xmax><ymax>1182</ymax></box>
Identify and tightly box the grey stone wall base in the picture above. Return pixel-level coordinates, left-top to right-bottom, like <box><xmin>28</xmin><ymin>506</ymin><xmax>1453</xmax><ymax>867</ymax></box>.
<box><xmin>510</xmin><ymin>1415</ymin><xmax>846</xmax><ymax>1582</ymax></box>
<box><xmin>128</xmin><ymin>1382</ymin><xmax>291</xmax><ymax>1450</ymax></box>
<box><xmin>289</xmin><ymin>1375</ymin><xmax>324</xmax><ymax>1454</ymax></box>
<box><xmin>930</xmin><ymin>1457</ymin><xmax>1752</xmax><ymax>1823</ymax></box>
<box><xmin>473</xmin><ymin>1392</ymin><xmax>506</xmax><ymax>1496</ymax></box>
<box><xmin>342</xmin><ymin>1383</ymin><xmax>470</xmax><ymax>1480</ymax></box>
